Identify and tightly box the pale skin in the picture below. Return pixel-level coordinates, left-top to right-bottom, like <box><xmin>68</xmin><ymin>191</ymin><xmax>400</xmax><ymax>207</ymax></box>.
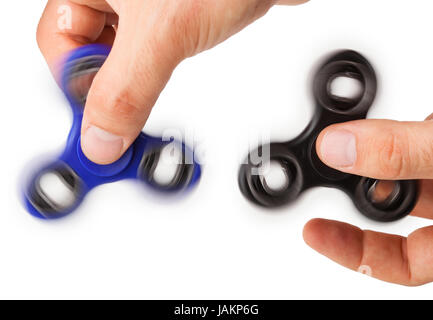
<box><xmin>37</xmin><ymin>0</ymin><xmax>433</xmax><ymax>286</ymax></box>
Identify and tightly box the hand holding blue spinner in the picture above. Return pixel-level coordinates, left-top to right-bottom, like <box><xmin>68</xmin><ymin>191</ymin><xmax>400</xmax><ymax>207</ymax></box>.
<box><xmin>23</xmin><ymin>44</ymin><xmax>201</xmax><ymax>219</ymax></box>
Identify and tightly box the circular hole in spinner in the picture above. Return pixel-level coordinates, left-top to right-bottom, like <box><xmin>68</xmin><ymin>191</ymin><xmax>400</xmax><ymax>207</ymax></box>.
<box><xmin>366</xmin><ymin>180</ymin><xmax>402</xmax><ymax>211</ymax></box>
<box><xmin>29</xmin><ymin>165</ymin><xmax>81</xmax><ymax>216</ymax></box>
<box><xmin>239</xmin><ymin>146</ymin><xmax>304</xmax><ymax>208</ymax></box>
<box><xmin>38</xmin><ymin>172</ymin><xmax>77</xmax><ymax>210</ymax></box>
<box><xmin>354</xmin><ymin>177</ymin><xmax>418</xmax><ymax>222</ymax></box>
<box><xmin>152</xmin><ymin>143</ymin><xmax>185</xmax><ymax>186</ymax></box>
<box><xmin>328</xmin><ymin>74</ymin><xmax>364</xmax><ymax>102</ymax></box>
<box><xmin>314</xmin><ymin>58</ymin><xmax>376</xmax><ymax>116</ymax></box>
<box><xmin>65</xmin><ymin>55</ymin><xmax>107</xmax><ymax>104</ymax></box>
<box><xmin>259</xmin><ymin>160</ymin><xmax>291</xmax><ymax>195</ymax></box>
<box><xmin>322</xmin><ymin>68</ymin><xmax>365</xmax><ymax>112</ymax></box>
<box><xmin>138</xmin><ymin>143</ymin><xmax>194</xmax><ymax>191</ymax></box>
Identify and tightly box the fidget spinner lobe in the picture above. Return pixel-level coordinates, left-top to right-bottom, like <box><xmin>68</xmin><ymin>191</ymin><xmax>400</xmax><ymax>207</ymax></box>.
<box><xmin>239</xmin><ymin>50</ymin><xmax>418</xmax><ymax>222</ymax></box>
<box><xmin>23</xmin><ymin>44</ymin><xmax>201</xmax><ymax>219</ymax></box>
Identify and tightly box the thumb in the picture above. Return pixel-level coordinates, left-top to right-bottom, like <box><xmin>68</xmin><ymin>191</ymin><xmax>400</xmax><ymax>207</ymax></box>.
<box><xmin>81</xmin><ymin>17</ymin><xmax>181</xmax><ymax>165</ymax></box>
<box><xmin>316</xmin><ymin>117</ymin><xmax>433</xmax><ymax>180</ymax></box>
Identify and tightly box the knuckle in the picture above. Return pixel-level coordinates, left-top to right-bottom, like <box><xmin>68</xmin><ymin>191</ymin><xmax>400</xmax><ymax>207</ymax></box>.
<box><xmin>135</xmin><ymin>2</ymin><xmax>205</xmax><ymax>62</ymax></box>
<box><xmin>90</xmin><ymin>87</ymin><xmax>144</xmax><ymax>126</ymax></box>
<box><xmin>377</xmin><ymin>132</ymin><xmax>409</xmax><ymax>179</ymax></box>
<box><xmin>109</xmin><ymin>90</ymin><xmax>143</xmax><ymax>122</ymax></box>
<box><xmin>165</xmin><ymin>1</ymin><xmax>207</xmax><ymax>57</ymax></box>
<box><xmin>251</xmin><ymin>0</ymin><xmax>275</xmax><ymax>18</ymax></box>
<box><xmin>417</xmin><ymin>137</ymin><xmax>433</xmax><ymax>169</ymax></box>
<box><xmin>161</xmin><ymin>0</ymin><xmax>275</xmax><ymax>57</ymax></box>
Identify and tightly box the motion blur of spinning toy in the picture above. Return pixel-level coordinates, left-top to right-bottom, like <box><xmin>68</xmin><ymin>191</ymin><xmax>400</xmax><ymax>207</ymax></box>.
<box><xmin>239</xmin><ymin>50</ymin><xmax>419</xmax><ymax>222</ymax></box>
<box><xmin>23</xmin><ymin>45</ymin><xmax>202</xmax><ymax>219</ymax></box>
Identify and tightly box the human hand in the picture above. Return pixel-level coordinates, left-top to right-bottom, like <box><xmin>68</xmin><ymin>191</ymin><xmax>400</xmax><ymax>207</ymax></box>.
<box><xmin>307</xmin><ymin>114</ymin><xmax>433</xmax><ymax>286</ymax></box>
<box><xmin>37</xmin><ymin>0</ymin><xmax>308</xmax><ymax>164</ymax></box>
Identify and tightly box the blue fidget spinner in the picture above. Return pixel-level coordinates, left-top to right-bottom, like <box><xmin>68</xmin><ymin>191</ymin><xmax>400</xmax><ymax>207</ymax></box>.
<box><xmin>23</xmin><ymin>44</ymin><xmax>201</xmax><ymax>219</ymax></box>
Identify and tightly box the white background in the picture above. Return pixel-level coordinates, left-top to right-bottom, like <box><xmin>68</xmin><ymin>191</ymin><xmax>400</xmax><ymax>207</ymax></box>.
<box><xmin>1</xmin><ymin>0</ymin><xmax>433</xmax><ymax>299</ymax></box>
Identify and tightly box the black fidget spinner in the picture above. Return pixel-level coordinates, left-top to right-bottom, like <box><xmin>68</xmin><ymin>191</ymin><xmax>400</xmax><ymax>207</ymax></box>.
<box><xmin>238</xmin><ymin>50</ymin><xmax>418</xmax><ymax>222</ymax></box>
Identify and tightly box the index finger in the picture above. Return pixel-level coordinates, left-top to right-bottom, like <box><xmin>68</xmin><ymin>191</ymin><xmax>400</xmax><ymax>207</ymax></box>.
<box><xmin>303</xmin><ymin>218</ymin><xmax>433</xmax><ymax>286</ymax></box>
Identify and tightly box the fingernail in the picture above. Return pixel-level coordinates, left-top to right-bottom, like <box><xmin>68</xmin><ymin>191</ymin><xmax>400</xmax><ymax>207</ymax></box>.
<box><xmin>320</xmin><ymin>129</ymin><xmax>357</xmax><ymax>167</ymax></box>
<box><xmin>81</xmin><ymin>125</ymin><xmax>124</xmax><ymax>165</ymax></box>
